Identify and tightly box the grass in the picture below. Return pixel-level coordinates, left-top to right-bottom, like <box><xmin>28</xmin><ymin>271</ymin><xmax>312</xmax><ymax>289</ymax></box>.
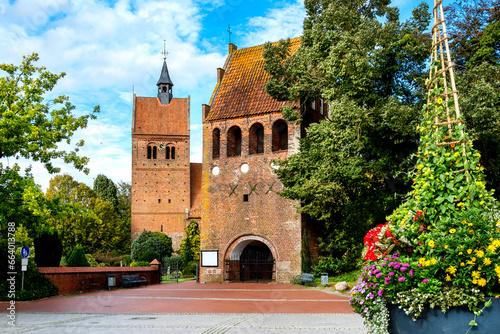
<box><xmin>161</xmin><ymin>276</ymin><xmax>195</xmax><ymax>283</ymax></box>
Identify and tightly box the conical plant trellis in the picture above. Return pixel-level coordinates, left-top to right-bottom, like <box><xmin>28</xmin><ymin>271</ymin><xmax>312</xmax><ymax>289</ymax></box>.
<box><xmin>388</xmin><ymin>0</ymin><xmax>499</xmax><ymax>293</ymax></box>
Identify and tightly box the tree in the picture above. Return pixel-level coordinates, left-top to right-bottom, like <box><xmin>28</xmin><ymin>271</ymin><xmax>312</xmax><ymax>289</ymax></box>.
<box><xmin>116</xmin><ymin>181</ymin><xmax>132</xmax><ymax>253</ymax></box>
<box><xmin>179</xmin><ymin>220</ymin><xmax>200</xmax><ymax>264</ymax></box>
<box><xmin>0</xmin><ymin>53</ymin><xmax>98</xmax><ymax>174</ymax></box>
<box><xmin>264</xmin><ymin>0</ymin><xmax>431</xmax><ymax>273</ymax></box>
<box><xmin>67</xmin><ymin>245</ymin><xmax>90</xmax><ymax>267</ymax></box>
<box><xmin>45</xmin><ymin>174</ymin><xmax>122</xmax><ymax>257</ymax></box>
<box><xmin>93</xmin><ymin>174</ymin><xmax>119</xmax><ymax>212</ymax></box>
<box><xmin>131</xmin><ymin>230</ymin><xmax>173</xmax><ymax>262</ymax></box>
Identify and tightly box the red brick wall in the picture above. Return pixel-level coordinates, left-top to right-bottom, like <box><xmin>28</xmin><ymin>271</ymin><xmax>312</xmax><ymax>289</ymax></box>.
<box><xmin>38</xmin><ymin>266</ymin><xmax>160</xmax><ymax>295</ymax></box>
<box><xmin>200</xmin><ymin>113</ymin><xmax>303</xmax><ymax>283</ymax></box>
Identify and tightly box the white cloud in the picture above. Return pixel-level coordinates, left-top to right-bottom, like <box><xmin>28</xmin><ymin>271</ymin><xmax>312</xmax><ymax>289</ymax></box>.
<box><xmin>241</xmin><ymin>0</ymin><xmax>304</xmax><ymax>46</ymax></box>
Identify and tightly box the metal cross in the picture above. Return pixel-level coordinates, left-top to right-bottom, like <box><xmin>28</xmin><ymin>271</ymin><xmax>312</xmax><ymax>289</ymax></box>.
<box><xmin>228</xmin><ymin>184</ymin><xmax>238</xmax><ymax>197</ymax></box>
<box><xmin>248</xmin><ymin>183</ymin><xmax>258</xmax><ymax>196</ymax></box>
<box><xmin>161</xmin><ymin>40</ymin><xmax>169</xmax><ymax>59</ymax></box>
<box><xmin>227</xmin><ymin>25</ymin><xmax>232</xmax><ymax>44</ymax></box>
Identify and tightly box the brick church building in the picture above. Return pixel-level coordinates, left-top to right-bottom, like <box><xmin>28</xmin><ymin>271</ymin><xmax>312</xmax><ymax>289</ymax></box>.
<box><xmin>131</xmin><ymin>38</ymin><xmax>325</xmax><ymax>282</ymax></box>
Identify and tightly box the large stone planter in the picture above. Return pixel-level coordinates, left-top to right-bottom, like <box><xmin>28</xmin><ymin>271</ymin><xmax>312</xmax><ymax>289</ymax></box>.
<box><xmin>389</xmin><ymin>298</ymin><xmax>500</xmax><ymax>334</ymax></box>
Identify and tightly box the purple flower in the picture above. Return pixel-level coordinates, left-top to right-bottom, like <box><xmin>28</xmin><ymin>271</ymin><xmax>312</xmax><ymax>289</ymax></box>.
<box><xmin>388</xmin><ymin>272</ymin><xmax>394</xmax><ymax>276</ymax></box>
<box><xmin>367</xmin><ymin>293</ymin><xmax>374</xmax><ymax>299</ymax></box>
<box><xmin>410</xmin><ymin>269</ymin><xmax>414</xmax><ymax>277</ymax></box>
<box><xmin>422</xmin><ymin>279</ymin><xmax>428</xmax><ymax>283</ymax></box>
<box><xmin>398</xmin><ymin>277</ymin><xmax>405</xmax><ymax>282</ymax></box>
<box><xmin>394</xmin><ymin>263</ymin><xmax>402</xmax><ymax>269</ymax></box>
<box><xmin>380</xmin><ymin>263</ymin><xmax>386</xmax><ymax>267</ymax></box>
<box><xmin>360</xmin><ymin>299</ymin><xmax>364</xmax><ymax>305</ymax></box>
<box><xmin>378</xmin><ymin>289</ymin><xmax>384</xmax><ymax>296</ymax></box>
<box><xmin>376</xmin><ymin>273</ymin><xmax>383</xmax><ymax>278</ymax></box>
<box><xmin>388</xmin><ymin>262</ymin><xmax>394</xmax><ymax>267</ymax></box>
<box><xmin>400</xmin><ymin>266</ymin><xmax>407</xmax><ymax>272</ymax></box>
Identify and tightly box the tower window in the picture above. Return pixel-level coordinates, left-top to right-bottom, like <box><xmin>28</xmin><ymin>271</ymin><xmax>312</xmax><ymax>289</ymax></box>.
<box><xmin>171</xmin><ymin>146</ymin><xmax>175</xmax><ymax>160</ymax></box>
<box><xmin>243</xmin><ymin>194</ymin><xmax>249</xmax><ymax>202</ymax></box>
<box><xmin>158</xmin><ymin>199</ymin><xmax>161</xmax><ymax>203</ymax></box>
<box><xmin>148</xmin><ymin>144</ymin><xmax>157</xmax><ymax>159</ymax></box>
<box><xmin>161</xmin><ymin>225</ymin><xmax>163</xmax><ymax>232</ymax></box>
<box><xmin>227</xmin><ymin>125</ymin><xmax>242</xmax><ymax>157</ymax></box>
<box><xmin>166</xmin><ymin>146</ymin><xmax>170</xmax><ymax>159</ymax></box>
<box><xmin>272</xmin><ymin>119</ymin><xmax>288</xmax><ymax>151</ymax></box>
<box><xmin>213</xmin><ymin>128</ymin><xmax>220</xmax><ymax>159</ymax></box>
<box><xmin>249</xmin><ymin>122</ymin><xmax>264</xmax><ymax>155</ymax></box>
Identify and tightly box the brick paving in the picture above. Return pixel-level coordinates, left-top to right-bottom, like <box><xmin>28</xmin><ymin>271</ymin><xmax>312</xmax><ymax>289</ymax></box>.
<box><xmin>1</xmin><ymin>281</ymin><xmax>368</xmax><ymax>333</ymax></box>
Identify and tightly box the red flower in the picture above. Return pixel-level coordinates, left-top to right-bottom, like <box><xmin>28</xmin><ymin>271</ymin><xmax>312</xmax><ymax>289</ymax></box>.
<box><xmin>416</xmin><ymin>211</ymin><xmax>423</xmax><ymax>216</ymax></box>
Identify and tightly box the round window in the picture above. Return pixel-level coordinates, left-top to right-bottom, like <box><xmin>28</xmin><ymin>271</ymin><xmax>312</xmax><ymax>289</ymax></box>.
<box><xmin>212</xmin><ymin>166</ymin><xmax>220</xmax><ymax>176</ymax></box>
<box><xmin>240</xmin><ymin>164</ymin><xmax>249</xmax><ymax>173</ymax></box>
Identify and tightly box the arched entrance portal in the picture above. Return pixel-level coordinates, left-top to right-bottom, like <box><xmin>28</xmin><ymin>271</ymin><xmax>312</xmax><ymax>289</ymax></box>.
<box><xmin>226</xmin><ymin>239</ymin><xmax>275</xmax><ymax>282</ymax></box>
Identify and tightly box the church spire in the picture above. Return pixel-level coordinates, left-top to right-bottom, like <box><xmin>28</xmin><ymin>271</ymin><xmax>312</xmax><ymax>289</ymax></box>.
<box><xmin>157</xmin><ymin>40</ymin><xmax>173</xmax><ymax>104</ymax></box>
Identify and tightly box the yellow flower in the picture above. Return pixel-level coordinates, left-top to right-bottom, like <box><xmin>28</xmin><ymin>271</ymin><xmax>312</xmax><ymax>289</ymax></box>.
<box><xmin>495</xmin><ymin>265</ymin><xmax>500</xmax><ymax>277</ymax></box>
<box><xmin>431</xmin><ymin>258</ymin><xmax>437</xmax><ymax>265</ymax></box>
<box><xmin>428</xmin><ymin>240</ymin><xmax>435</xmax><ymax>248</ymax></box>
<box><xmin>477</xmin><ymin>250</ymin><xmax>485</xmax><ymax>258</ymax></box>
<box><xmin>447</xmin><ymin>266</ymin><xmax>457</xmax><ymax>275</ymax></box>
<box><xmin>478</xmin><ymin>278</ymin><xmax>487</xmax><ymax>287</ymax></box>
<box><xmin>417</xmin><ymin>164</ymin><xmax>424</xmax><ymax>170</ymax></box>
<box><xmin>449</xmin><ymin>228</ymin><xmax>456</xmax><ymax>234</ymax></box>
<box><xmin>437</xmin><ymin>98</ymin><xmax>443</xmax><ymax>104</ymax></box>
<box><xmin>419</xmin><ymin>257</ymin><xmax>426</xmax><ymax>265</ymax></box>
<box><xmin>425</xmin><ymin>260</ymin><xmax>431</xmax><ymax>267</ymax></box>
<box><xmin>459</xmin><ymin>252</ymin><xmax>463</xmax><ymax>255</ymax></box>
<box><xmin>460</xmin><ymin>262</ymin><xmax>465</xmax><ymax>267</ymax></box>
<box><xmin>473</xmin><ymin>279</ymin><xmax>478</xmax><ymax>285</ymax></box>
<box><xmin>480</xmin><ymin>201</ymin><xmax>485</xmax><ymax>205</ymax></box>
<box><xmin>469</xmin><ymin>229</ymin><xmax>475</xmax><ymax>234</ymax></box>
<box><xmin>484</xmin><ymin>258</ymin><xmax>492</xmax><ymax>266</ymax></box>
<box><xmin>487</xmin><ymin>244</ymin><xmax>497</xmax><ymax>252</ymax></box>
<box><xmin>444</xmin><ymin>245</ymin><xmax>448</xmax><ymax>249</ymax></box>
<box><xmin>467</xmin><ymin>249</ymin><xmax>473</xmax><ymax>254</ymax></box>
<box><xmin>445</xmin><ymin>274</ymin><xmax>451</xmax><ymax>281</ymax></box>
<box><xmin>472</xmin><ymin>271</ymin><xmax>481</xmax><ymax>279</ymax></box>
<box><xmin>493</xmin><ymin>240</ymin><xmax>500</xmax><ymax>248</ymax></box>
<box><xmin>468</xmin><ymin>223</ymin><xmax>473</xmax><ymax>226</ymax></box>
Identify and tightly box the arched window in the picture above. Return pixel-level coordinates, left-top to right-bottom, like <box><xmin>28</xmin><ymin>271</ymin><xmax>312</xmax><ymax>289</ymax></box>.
<box><xmin>227</xmin><ymin>125</ymin><xmax>242</xmax><ymax>157</ymax></box>
<box><xmin>249</xmin><ymin>122</ymin><xmax>264</xmax><ymax>155</ymax></box>
<box><xmin>212</xmin><ymin>128</ymin><xmax>220</xmax><ymax>159</ymax></box>
<box><xmin>272</xmin><ymin>119</ymin><xmax>288</xmax><ymax>152</ymax></box>
<box><xmin>165</xmin><ymin>145</ymin><xmax>175</xmax><ymax>160</ymax></box>
<box><xmin>147</xmin><ymin>144</ymin><xmax>157</xmax><ymax>159</ymax></box>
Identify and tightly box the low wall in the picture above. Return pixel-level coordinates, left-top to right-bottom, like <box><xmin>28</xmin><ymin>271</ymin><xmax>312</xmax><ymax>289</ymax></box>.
<box><xmin>38</xmin><ymin>265</ymin><xmax>160</xmax><ymax>295</ymax></box>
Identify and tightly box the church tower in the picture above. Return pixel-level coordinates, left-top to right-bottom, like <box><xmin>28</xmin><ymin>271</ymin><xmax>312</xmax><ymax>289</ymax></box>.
<box><xmin>131</xmin><ymin>51</ymin><xmax>193</xmax><ymax>250</ymax></box>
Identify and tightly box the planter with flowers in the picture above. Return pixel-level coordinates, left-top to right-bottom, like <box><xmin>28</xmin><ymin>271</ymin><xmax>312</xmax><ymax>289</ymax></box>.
<box><xmin>350</xmin><ymin>1</ymin><xmax>500</xmax><ymax>333</ymax></box>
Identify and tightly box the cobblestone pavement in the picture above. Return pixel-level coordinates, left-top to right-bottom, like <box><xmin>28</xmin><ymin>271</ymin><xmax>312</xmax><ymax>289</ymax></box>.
<box><xmin>1</xmin><ymin>313</ymin><xmax>367</xmax><ymax>333</ymax></box>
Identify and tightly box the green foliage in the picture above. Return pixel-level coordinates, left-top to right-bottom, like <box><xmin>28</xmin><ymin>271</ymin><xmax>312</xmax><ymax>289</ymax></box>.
<box><xmin>130</xmin><ymin>261</ymin><xmax>150</xmax><ymax>267</ymax></box>
<box><xmin>0</xmin><ymin>53</ymin><xmax>98</xmax><ymax>173</ymax></box>
<box><xmin>178</xmin><ymin>220</ymin><xmax>200</xmax><ymax>263</ymax></box>
<box><xmin>66</xmin><ymin>245</ymin><xmax>90</xmax><ymax>267</ymax></box>
<box><xmin>131</xmin><ymin>230</ymin><xmax>173</xmax><ymax>262</ymax></box>
<box><xmin>138</xmin><ymin>250</ymin><xmax>159</xmax><ymax>263</ymax></box>
<box><xmin>85</xmin><ymin>254</ymin><xmax>98</xmax><ymax>267</ymax></box>
<box><xmin>120</xmin><ymin>255</ymin><xmax>131</xmax><ymax>266</ymax></box>
<box><xmin>116</xmin><ymin>181</ymin><xmax>131</xmax><ymax>253</ymax></box>
<box><xmin>164</xmin><ymin>255</ymin><xmax>184</xmax><ymax>271</ymax></box>
<box><xmin>0</xmin><ymin>244</ymin><xmax>58</xmax><ymax>301</ymax></box>
<box><xmin>264</xmin><ymin>0</ymin><xmax>432</xmax><ymax>273</ymax></box>
<box><xmin>44</xmin><ymin>174</ymin><xmax>124</xmax><ymax>257</ymax></box>
<box><xmin>183</xmin><ymin>262</ymin><xmax>197</xmax><ymax>276</ymax></box>
<box><xmin>93</xmin><ymin>174</ymin><xmax>119</xmax><ymax>212</ymax></box>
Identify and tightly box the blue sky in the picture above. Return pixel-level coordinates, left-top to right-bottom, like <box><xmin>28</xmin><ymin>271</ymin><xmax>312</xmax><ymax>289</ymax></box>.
<box><xmin>0</xmin><ymin>0</ymin><xmax>434</xmax><ymax>190</ymax></box>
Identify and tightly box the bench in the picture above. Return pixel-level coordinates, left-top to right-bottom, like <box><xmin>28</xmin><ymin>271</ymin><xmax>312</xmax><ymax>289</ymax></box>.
<box><xmin>122</xmin><ymin>274</ymin><xmax>147</xmax><ymax>288</ymax></box>
<box><xmin>294</xmin><ymin>273</ymin><xmax>316</xmax><ymax>287</ymax></box>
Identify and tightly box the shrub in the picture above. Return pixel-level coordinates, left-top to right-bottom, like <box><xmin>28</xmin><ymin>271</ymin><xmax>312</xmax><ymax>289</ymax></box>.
<box><xmin>138</xmin><ymin>250</ymin><xmax>160</xmax><ymax>263</ymax></box>
<box><xmin>130</xmin><ymin>261</ymin><xmax>150</xmax><ymax>267</ymax></box>
<box><xmin>67</xmin><ymin>246</ymin><xmax>90</xmax><ymax>267</ymax></box>
<box><xmin>131</xmin><ymin>230</ymin><xmax>173</xmax><ymax>261</ymax></box>
<box><xmin>122</xmin><ymin>255</ymin><xmax>132</xmax><ymax>266</ymax></box>
<box><xmin>164</xmin><ymin>255</ymin><xmax>184</xmax><ymax>271</ymax></box>
<box><xmin>0</xmin><ymin>251</ymin><xmax>58</xmax><ymax>301</ymax></box>
<box><xmin>183</xmin><ymin>262</ymin><xmax>197</xmax><ymax>276</ymax></box>
<box><xmin>85</xmin><ymin>254</ymin><xmax>98</xmax><ymax>267</ymax></box>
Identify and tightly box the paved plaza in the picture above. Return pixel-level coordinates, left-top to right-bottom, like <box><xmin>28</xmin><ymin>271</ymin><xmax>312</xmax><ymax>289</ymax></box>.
<box><xmin>1</xmin><ymin>281</ymin><xmax>367</xmax><ymax>333</ymax></box>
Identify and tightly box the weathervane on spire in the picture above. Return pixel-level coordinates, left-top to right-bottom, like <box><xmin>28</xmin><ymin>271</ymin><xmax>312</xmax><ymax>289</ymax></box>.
<box><xmin>161</xmin><ymin>39</ymin><xmax>169</xmax><ymax>59</ymax></box>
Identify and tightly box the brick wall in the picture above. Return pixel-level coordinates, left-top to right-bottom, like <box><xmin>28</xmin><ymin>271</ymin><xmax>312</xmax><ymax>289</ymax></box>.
<box><xmin>39</xmin><ymin>266</ymin><xmax>160</xmax><ymax>295</ymax></box>
<box><xmin>200</xmin><ymin>113</ymin><xmax>303</xmax><ymax>283</ymax></box>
